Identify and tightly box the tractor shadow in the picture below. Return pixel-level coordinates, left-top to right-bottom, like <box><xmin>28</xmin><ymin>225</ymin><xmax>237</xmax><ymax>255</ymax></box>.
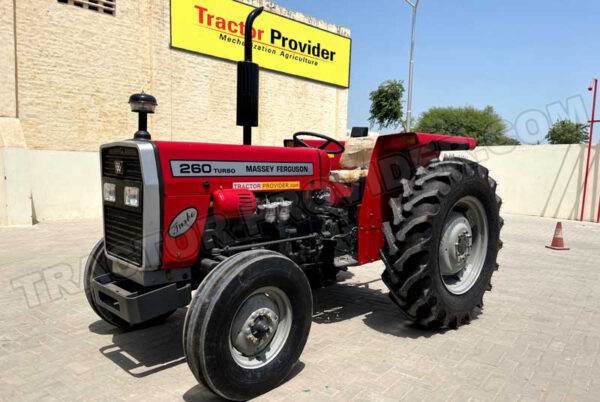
<box><xmin>89</xmin><ymin>308</ymin><xmax>305</xmax><ymax>402</ymax></box>
<box><xmin>90</xmin><ymin>307</ymin><xmax>306</xmax><ymax>400</ymax></box>
<box><xmin>89</xmin><ymin>309</ymin><xmax>188</xmax><ymax>378</ymax></box>
<box><xmin>182</xmin><ymin>362</ymin><xmax>305</xmax><ymax>402</ymax></box>
<box><xmin>312</xmin><ymin>272</ymin><xmax>451</xmax><ymax>339</ymax></box>
<box><xmin>89</xmin><ymin>272</ymin><xmax>449</xmax><ymax>385</ymax></box>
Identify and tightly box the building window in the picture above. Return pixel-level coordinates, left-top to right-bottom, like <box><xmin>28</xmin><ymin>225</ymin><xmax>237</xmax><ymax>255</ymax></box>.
<box><xmin>57</xmin><ymin>0</ymin><xmax>116</xmax><ymax>16</ymax></box>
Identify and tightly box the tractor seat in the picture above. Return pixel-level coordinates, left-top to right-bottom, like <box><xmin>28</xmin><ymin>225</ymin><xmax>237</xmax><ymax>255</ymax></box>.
<box><xmin>339</xmin><ymin>135</ymin><xmax>376</xmax><ymax>168</ymax></box>
<box><xmin>329</xmin><ymin>169</ymin><xmax>369</xmax><ymax>184</ymax></box>
<box><xmin>328</xmin><ymin>136</ymin><xmax>377</xmax><ymax>184</ymax></box>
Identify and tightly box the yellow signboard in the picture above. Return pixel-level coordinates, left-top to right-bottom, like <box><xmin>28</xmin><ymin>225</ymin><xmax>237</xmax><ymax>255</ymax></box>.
<box><xmin>171</xmin><ymin>0</ymin><xmax>352</xmax><ymax>87</ymax></box>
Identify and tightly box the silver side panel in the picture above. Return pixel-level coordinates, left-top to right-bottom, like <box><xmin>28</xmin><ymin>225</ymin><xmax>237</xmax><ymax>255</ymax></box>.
<box><xmin>100</xmin><ymin>140</ymin><xmax>162</xmax><ymax>272</ymax></box>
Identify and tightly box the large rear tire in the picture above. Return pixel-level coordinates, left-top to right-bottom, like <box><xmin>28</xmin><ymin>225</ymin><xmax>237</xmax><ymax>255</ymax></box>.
<box><xmin>183</xmin><ymin>250</ymin><xmax>312</xmax><ymax>401</ymax></box>
<box><xmin>381</xmin><ymin>157</ymin><xmax>503</xmax><ymax>329</ymax></box>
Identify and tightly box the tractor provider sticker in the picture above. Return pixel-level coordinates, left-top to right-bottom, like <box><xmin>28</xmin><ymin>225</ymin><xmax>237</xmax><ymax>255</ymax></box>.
<box><xmin>170</xmin><ymin>160</ymin><xmax>314</xmax><ymax>177</ymax></box>
<box><xmin>170</xmin><ymin>0</ymin><xmax>352</xmax><ymax>87</ymax></box>
<box><xmin>233</xmin><ymin>182</ymin><xmax>301</xmax><ymax>191</ymax></box>
<box><xmin>168</xmin><ymin>207</ymin><xmax>198</xmax><ymax>238</ymax></box>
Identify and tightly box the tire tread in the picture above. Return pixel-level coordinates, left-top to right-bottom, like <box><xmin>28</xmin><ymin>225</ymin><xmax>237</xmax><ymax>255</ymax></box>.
<box><xmin>381</xmin><ymin>156</ymin><xmax>503</xmax><ymax>329</ymax></box>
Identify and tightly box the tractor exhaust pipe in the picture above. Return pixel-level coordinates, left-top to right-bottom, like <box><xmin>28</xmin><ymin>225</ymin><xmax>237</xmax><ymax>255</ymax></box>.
<box><xmin>244</xmin><ymin>7</ymin><xmax>263</xmax><ymax>62</ymax></box>
<box><xmin>237</xmin><ymin>7</ymin><xmax>264</xmax><ymax>145</ymax></box>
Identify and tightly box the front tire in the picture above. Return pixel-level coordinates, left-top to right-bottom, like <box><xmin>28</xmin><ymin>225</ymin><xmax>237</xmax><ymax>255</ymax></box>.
<box><xmin>381</xmin><ymin>157</ymin><xmax>503</xmax><ymax>329</ymax></box>
<box><xmin>183</xmin><ymin>250</ymin><xmax>312</xmax><ymax>401</ymax></box>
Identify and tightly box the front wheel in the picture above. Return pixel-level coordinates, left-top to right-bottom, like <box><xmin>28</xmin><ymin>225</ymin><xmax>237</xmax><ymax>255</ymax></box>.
<box><xmin>183</xmin><ymin>250</ymin><xmax>312</xmax><ymax>401</ymax></box>
<box><xmin>381</xmin><ymin>157</ymin><xmax>503</xmax><ymax>329</ymax></box>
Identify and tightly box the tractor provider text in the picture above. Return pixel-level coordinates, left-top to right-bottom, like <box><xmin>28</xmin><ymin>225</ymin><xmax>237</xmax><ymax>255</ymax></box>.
<box><xmin>195</xmin><ymin>5</ymin><xmax>336</xmax><ymax>62</ymax></box>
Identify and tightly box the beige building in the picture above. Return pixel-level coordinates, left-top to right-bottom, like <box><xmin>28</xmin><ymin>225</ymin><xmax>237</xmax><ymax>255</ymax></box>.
<box><xmin>2</xmin><ymin>1</ymin><xmax>599</xmax><ymax>226</ymax></box>
<box><xmin>0</xmin><ymin>0</ymin><xmax>350</xmax><ymax>225</ymax></box>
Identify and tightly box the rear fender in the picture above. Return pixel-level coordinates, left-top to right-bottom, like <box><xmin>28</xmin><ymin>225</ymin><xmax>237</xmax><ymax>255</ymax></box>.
<box><xmin>356</xmin><ymin>133</ymin><xmax>475</xmax><ymax>265</ymax></box>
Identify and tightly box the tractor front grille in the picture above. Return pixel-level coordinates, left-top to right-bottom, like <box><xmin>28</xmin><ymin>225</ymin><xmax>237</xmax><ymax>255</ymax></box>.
<box><xmin>104</xmin><ymin>205</ymin><xmax>144</xmax><ymax>266</ymax></box>
<box><xmin>102</xmin><ymin>146</ymin><xmax>143</xmax><ymax>181</ymax></box>
<box><xmin>102</xmin><ymin>145</ymin><xmax>144</xmax><ymax>267</ymax></box>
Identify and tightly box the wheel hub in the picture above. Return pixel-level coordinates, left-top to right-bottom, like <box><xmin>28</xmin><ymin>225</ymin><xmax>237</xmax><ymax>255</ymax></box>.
<box><xmin>439</xmin><ymin>212</ymin><xmax>473</xmax><ymax>275</ymax></box>
<box><xmin>438</xmin><ymin>196</ymin><xmax>489</xmax><ymax>295</ymax></box>
<box><xmin>250</xmin><ymin>315</ymin><xmax>273</xmax><ymax>339</ymax></box>
<box><xmin>456</xmin><ymin>231</ymin><xmax>473</xmax><ymax>263</ymax></box>
<box><xmin>231</xmin><ymin>294</ymin><xmax>280</xmax><ymax>357</ymax></box>
<box><xmin>244</xmin><ymin>308</ymin><xmax>278</xmax><ymax>350</ymax></box>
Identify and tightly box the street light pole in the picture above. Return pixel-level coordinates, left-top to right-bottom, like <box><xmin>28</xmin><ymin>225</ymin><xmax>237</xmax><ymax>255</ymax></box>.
<box><xmin>404</xmin><ymin>0</ymin><xmax>420</xmax><ymax>132</ymax></box>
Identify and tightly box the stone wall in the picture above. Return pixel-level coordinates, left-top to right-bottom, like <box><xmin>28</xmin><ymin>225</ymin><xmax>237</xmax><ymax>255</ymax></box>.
<box><xmin>0</xmin><ymin>0</ymin><xmax>350</xmax><ymax>225</ymax></box>
<box><xmin>0</xmin><ymin>0</ymin><xmax>16</xmax><ymax>118</ymax></box>
<box><xmin>10</xmin><ymin>0</ymin><xmax>349</xmax><ymax>152</ymax></box>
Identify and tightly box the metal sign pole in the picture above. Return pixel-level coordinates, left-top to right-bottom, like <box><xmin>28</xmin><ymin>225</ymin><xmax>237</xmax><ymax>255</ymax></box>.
<box><xmin>581</xmin><ymin>78</ymin><xmax>598</xmax><ymax>221</ymax></box>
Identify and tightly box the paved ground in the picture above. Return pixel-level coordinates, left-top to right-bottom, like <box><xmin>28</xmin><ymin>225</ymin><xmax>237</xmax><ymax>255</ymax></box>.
<box><xmin>1</xmin><ymin>214</ymin><xmax>600</xmax><ymax>401</ymax></box>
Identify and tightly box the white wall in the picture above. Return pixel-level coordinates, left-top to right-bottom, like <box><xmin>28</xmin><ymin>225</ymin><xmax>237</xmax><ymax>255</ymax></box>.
<box><xmin>1</xmin><ymin>144</ymin><xmax>600</xmax><ymax>225</ymax></box>
<box><xmin>0</xmin><ymin>147</ymin><xmax>100</xmax><ymax>224</ymax></box>
<box><xmin>449</xmin><ymin>144</ymin><xmax>600</xmax><ymax>222</ymax></box>
<box><xmin>0</xmin><ymin>118</ymin><xmax>31</xmax><ymax>226</ymax></box>
<box><xmin>0</xmin><ymin>148</ymin><xmax>32</xmax><ymax>225</ymax></box>
<box><xmin>29</xmin><ymin>150</ymin><xmax>101</xmax><ymax>222</ymax></box>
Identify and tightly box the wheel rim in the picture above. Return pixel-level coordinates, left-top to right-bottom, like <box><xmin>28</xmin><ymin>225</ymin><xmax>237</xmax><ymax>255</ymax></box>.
<box><xmin>439</xmin><ymin>196</ymin><xmax>489</xmax><ymax>295</ymax></box>
<box><xmin>229</xmin><ymin>286</ymin><xmax>292</xmax><ymax>369</ymax></box>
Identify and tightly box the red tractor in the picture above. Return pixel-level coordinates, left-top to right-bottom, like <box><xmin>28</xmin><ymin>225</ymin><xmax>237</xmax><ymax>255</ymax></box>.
<box><xmin>84</xmin><ymin>8</ymin><xmax>502</xmax><ymax>401</ymax></box>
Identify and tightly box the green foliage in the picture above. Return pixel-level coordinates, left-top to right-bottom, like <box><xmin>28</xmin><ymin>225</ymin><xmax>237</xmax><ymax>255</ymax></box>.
<box><xmin>497</xmin><ymin>136</ymin><xmax>521</xmax><ymax>146</ymax></box>
<box><xmin>368</xmin><ymin>80</ymin><xmax>405</xmax><ymax>130</ymax></box>
<box><xmin>414</xmin><ymin>106</ymin><xmax>519</xmax><ymax>146</ymax></box>
<box><xmin>545</xmin><ymin>120</ymin><xmax>590</xmax><ymax>144</ymax></box>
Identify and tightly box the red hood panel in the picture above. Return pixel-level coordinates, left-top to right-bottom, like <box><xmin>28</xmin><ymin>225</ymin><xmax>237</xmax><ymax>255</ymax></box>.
<box><xmin>154</xmin><ymin>141</ymin><xmax>330</xmax><ymax>196</ymax></box>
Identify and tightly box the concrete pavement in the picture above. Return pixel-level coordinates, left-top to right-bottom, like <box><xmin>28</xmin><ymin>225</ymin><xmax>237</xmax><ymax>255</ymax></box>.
<box><xmin>1</xmin><ymin>214</ymin><xmax>600</xmax><ymax>401</ymax></box>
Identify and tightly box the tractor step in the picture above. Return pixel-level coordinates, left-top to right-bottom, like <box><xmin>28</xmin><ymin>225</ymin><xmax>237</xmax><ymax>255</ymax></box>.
<box><xmin>334</xmin><ymin>254</ymin><xmax>358</xmax><ymax>268</ymax></box>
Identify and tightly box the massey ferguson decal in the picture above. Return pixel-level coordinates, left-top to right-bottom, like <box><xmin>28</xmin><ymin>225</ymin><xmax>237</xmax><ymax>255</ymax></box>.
<box><xmin>168</xmin><ymin>208</ymin><xmax>198</xmax><ymax>238</ymax></box>
<box><xmin>170</xmin><ymin>160</ymin><xmax>314</xmax><ymax>177</ymax></box>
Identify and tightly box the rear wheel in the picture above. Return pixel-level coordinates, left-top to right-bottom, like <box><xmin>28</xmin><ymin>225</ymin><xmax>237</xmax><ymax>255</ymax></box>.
<box><xmin>183</xmin><ymin>250</ymin><xmax>312</xmax><ymax>401</ymax></box>
<box><xmin>381</xmin><ymin>157</ymin><xmax>503</xmax><ymax>328</ymax></box>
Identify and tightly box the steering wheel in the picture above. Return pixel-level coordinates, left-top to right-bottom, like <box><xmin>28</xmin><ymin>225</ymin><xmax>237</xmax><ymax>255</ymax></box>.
<box><xmin>292</xmin><ymin>132</ymin><xmax>345</xmax><ymax>155</ymax></box>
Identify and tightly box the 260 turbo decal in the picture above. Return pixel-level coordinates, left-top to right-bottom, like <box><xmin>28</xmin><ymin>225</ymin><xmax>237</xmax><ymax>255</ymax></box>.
<box><xmin>170</xmin><ymin>160</ymin><xmax>314</xmax><ymax>177</ymax></box>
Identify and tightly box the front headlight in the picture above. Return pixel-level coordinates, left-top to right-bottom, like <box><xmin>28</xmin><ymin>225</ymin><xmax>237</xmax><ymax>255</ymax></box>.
<box><xmin>103</xmin><ymin>183</ymin><xmax>116</xmax><ymax>202</ymax></box>
<box><xmin>124</xmin><ymin>186</ymin><xmax>140</xmax><ymax>208</ymax></box>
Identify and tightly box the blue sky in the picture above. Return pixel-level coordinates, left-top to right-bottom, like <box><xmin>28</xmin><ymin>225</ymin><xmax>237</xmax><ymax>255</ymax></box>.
<box><xmin>274</xmin><ymin>0</ymin><xmax>600</xmax><ymax>143</ymax></box>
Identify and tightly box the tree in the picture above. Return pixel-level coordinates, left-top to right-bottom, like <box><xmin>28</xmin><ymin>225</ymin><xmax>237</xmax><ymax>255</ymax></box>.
<box><xmin>414</xmin><ymin>106</ymin><xmax>519</xmax><ymax>146</ymax></box>
<box><xmin>368</xmin><ymin>80</ymin><xmax>405</xmax><ymax>130</ymax></box>
<box><xmin>545</xmin><ymin>120</ymin><xmax>590</xmax><ymax>144</ymax></box>
<box><xmin>497</xmin><ymin>136</ymin><xmax>521</xmax><ymax>146</ymax></box>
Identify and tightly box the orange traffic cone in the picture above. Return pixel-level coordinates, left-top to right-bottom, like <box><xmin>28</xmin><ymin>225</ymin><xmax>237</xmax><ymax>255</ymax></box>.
<box><xmin>545</xmin><ymin>222</ymin><xmax>570</xmax><ymax>251</ymax></box>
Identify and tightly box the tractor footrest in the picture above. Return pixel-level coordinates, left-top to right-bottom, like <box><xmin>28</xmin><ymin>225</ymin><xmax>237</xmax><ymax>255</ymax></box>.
<box><xmin>334</xmin><ymin>254</ymin><xmax>358</xmax><ymax>268</ymax></box>
<box><xmin>91</xmin><ymin>273</ymin><xmax>191</xmax><ymax>325</ymax></box>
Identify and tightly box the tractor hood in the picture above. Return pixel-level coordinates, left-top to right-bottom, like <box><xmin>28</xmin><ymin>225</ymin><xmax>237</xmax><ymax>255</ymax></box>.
<box><xmin>154</xmin><ymin>141</ymin><xmax>331</xmax><ymax>196</ymax></box>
